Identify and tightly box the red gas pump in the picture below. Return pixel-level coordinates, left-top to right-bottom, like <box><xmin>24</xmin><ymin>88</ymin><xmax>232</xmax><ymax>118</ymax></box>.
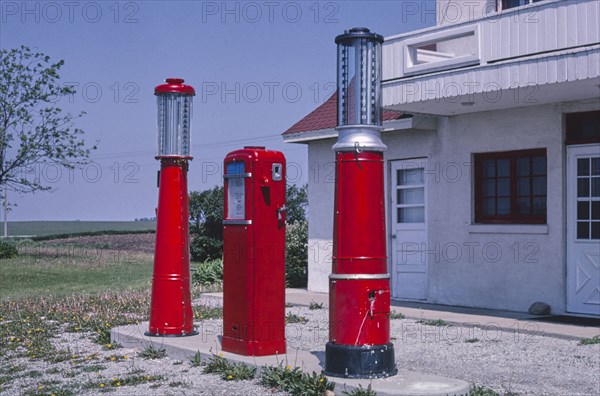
<box><xmin>325</xmin><ymin>28</ymin><xmax>397</xmax><ymax>378</ymax></box>
<box><xmin>147</xmin><ymin>78</ymin><xmax>197</xmax><ymax>337</ymax></box>
<box><xmin>222</xmin><ymin>147</ymin><xmax>286</xmax><ymax>356</ymax></box>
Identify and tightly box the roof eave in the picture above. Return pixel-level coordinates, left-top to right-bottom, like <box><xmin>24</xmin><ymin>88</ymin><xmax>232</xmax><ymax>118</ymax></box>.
<box><xmin>282</xmin><ymin>116</ymin><xmax>436</xmax><ymax>144</ymax></box>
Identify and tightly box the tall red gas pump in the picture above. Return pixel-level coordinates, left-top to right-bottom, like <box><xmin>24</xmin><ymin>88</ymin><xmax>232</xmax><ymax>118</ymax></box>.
<box><xmin>222</xmin><ymin>147</ymin><xmax>287</xmax><ymax>356</ymax></box>
<box><xmin>325</xmin><ymin>28</ymin><xmax>397</xmax><ymax>378</ymax></box>
<box><xmin>147</xmin><ymin>78</ymin><xmax>197</xmax><ymax>337</ymax></box>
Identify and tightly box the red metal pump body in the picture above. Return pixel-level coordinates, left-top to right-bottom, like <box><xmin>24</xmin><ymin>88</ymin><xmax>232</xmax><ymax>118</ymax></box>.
<box><xmin>147</xmin><ymin>158</ymin><xmax>195</xmax><ymax>336</ymax></box>
<box><xmin>330</xmin><ymin>151</ymin><xmax>390</xmax><ymax>344</ymax></box>
<box><xmin>222</xmin><ymin>147</ymin><xmax>286</xmax><ymax>356</ymax></box>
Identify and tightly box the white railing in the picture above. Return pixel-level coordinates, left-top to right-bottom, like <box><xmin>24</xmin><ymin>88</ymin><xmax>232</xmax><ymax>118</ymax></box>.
<box><xmin>383</xmin><ymin>0</ymin><xmax>599</xmax><ymax>81</ymax></box>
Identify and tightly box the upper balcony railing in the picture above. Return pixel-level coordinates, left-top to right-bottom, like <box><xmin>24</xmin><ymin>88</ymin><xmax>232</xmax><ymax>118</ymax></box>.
<box><xmin>382</xmin><ymin>0</ymin><xmax>600</xmax><ymax>81</ymax></box>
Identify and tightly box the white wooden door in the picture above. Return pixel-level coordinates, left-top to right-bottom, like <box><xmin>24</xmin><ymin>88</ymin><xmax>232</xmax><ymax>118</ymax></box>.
<box><xmin>567</xmin><ymin>145</ymin><xmax>600</xmax><ymax>316</ymax></box>
<box><xmin>390</xmin><ymin>159</ymin><xmax>427</xmax><ymax>300</ymax></box>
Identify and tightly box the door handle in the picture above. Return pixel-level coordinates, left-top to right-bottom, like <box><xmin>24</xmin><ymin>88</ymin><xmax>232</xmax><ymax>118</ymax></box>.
<box><xmin>391</xmin><ymin>234</ymin><xmax>397</xmax><ymax>239</ymax></box>
<box><xmin>277</xmin><ymin>205</ymin><xmax>287</xmax><ymax>221</ymax></box>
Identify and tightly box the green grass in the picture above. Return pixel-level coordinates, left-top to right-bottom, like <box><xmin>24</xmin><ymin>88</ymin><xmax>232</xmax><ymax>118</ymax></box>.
<box><xmin>6</xmin><ymin>221</ymin><xmax>156</xmax><ymax>237</ymax></box>
<box><xmin>0</xmin><ymin>252</ymin><xmax>152</xmax><ymax>300</ymax></box>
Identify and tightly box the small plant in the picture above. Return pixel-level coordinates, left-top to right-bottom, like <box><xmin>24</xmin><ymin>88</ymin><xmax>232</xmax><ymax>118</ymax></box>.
<box><xmin>287</xmin><ymin>371</ymin><xmax>335</xmax><ymax>396</ymax></box>
<box><xmin>465</xmin><ymin>338</ymin><xmax>480</xmax><ymax>343</ymax></box>
<box><xmin>81</xmin><ymin>364</ymin><xmax>106</xmax><ymax>373</ymax></box>
<box><xmin>418</xmin><ymin>319</ymin><xmax>448</xmax><ymax>326</ymax></box>
<box><xmin>286</xmin><ymin>313</ymin><xmax>308</xmax><ymax>324</ymax></box>
<box><xmin>193</xmin><ymin>305</ymin><xmax>222</xmax><ymax>320</ymax></box>
<box><xmin>192</xmin><ymin>259</ymin><xmax>223</xmax><ymax>286</ymax></box>
<box><xmin>0</xmin><ymin>241</ymin><xmax>18</xmax><ymax>259</ymax></box>
<box><xmin>309</xmin><ymin>302</ymin><xmax>324</xmax><ymax>310</ymax></box>
<box><xmin>260</xmin><ymin>364</ymin><xmax>303</xmax><ymax>390</ymax></box>
<box><xmin>203</xmin><ymin>354</ymin><xmax>256</xmax><ymax>381</ymax></box>
<box><xmin>469</xmin><ymin>385</ymin><xmax>500</xmax><ymax>396</ymax></box>
<box><xmin>261</xmin><ymin>365</ymin><xmax>334</xmax><ymax>396</ymax></box>
<box><xmin>190</xmin><ymin>351</ymin><xmax>203</xmax><ymax>367</ymax></box>
<box><xmin>94</xmin><ymin>328</ymin><xmax>111</xmax><ymax>345</ymax></box>
<box><xmin>579</xmin><ymin>335</ymin><xmax>600</xmax><ymax>345</ymax></box>
<box><xmin>389</xmin><ymin>311</ymin><xmax>405</xmax><ymax>320</ymax></box>
<box><xmin>342</xmin><ymin>383</ymin><xmax>377</xmax><ymax>395</ymax></box>
<box><xmin>139</xmin><ymin>346</ymin><xmax>166</xmax><ymax>359</ymax></box>
<box><xmin>103</xmin><ymin>342</ymin><xmax>122</xmax><ymax>350</ymax></box>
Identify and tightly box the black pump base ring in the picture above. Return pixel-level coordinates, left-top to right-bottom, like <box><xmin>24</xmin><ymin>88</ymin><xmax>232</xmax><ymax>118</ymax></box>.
<box><xmin>324</xmin><ymin>342</ymin><xmax>397</xmax><ymax>379</ymax></box>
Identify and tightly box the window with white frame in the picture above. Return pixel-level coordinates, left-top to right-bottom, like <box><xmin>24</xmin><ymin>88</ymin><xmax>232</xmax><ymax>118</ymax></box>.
<box><xmin>500</xmin><ymin>0</ymin><xmax>548</xmax><ymax>10</ymax></box>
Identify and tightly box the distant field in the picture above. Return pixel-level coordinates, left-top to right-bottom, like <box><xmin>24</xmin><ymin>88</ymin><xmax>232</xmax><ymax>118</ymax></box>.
<box><xmin>6</xmin><ymin>221</ymin><xmax>157</xmax><ymax>237</ymax></box>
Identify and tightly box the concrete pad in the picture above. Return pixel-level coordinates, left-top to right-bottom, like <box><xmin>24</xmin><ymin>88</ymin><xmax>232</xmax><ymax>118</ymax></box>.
<box><xmin>112</xmin><ymin>322</ymin><xmax>471</xmax><ymax>396</ymax></box>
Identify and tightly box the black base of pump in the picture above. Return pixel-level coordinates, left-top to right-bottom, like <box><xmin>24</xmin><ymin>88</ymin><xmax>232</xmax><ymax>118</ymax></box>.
<box><xmin>324</xmin><ymin>342</ymin><xmax>397</xmax><ymax>379</ymax></box>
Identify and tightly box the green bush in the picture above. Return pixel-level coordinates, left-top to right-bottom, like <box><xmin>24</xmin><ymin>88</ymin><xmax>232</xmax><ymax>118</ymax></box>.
<box><xmin>190</xmin><ymin>234</ymin><xmax>223</xmax><ymax>263</ymax></box>
<box><xmin>0</xmin><ymin>241</ymin><xmax>18</xmax><ymax>259</ymax></box>
<box><xmin>192</xmin><ymin>259</ymin><xmax>223</xmax><ymax>286</ymax></box>
<box><xmin>285</xmin><ymin>220</ymin><xmax>307</xmax><ymax>288</ymax></box>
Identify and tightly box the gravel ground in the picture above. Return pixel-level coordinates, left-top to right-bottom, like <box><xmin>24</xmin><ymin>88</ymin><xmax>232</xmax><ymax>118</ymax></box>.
<box><xmin>1</xmin><ymin>297</ymin><xmax>598</xmax><ymax>396</ymax></box>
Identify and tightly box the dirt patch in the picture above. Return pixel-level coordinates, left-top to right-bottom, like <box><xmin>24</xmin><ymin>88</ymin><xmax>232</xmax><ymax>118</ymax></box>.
<box><xmin>41</xmin><ymin>234</ymin><xmax>156</xmax><ymax>254</ymax></box>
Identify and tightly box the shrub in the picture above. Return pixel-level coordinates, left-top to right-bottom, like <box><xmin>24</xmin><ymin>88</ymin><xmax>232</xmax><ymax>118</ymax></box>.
<box><xmin>192</xmin><ymin>259</ymin><xmax>223</xmax><ymax>286</ymax></box>
<box><xmin>190</xmin><ymin>234</ymin><xmax>223</xmax><ymax>262</ymax></box>
<box><xmin>0</xmin><ymin>241</ymin><xmax>18</xmax><ymax>259</ymax></box>
<box><xmin>286</xmin><ymin>220</ymin><xmax>307</xmax><ymax>287</ymax></box>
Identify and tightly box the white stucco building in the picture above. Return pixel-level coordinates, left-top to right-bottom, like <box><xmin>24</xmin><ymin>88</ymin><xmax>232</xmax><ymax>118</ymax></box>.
<box><xmin>283</xmin><ymin>0</ymin><xmax>600</xmax><ymax>316</ymax></box>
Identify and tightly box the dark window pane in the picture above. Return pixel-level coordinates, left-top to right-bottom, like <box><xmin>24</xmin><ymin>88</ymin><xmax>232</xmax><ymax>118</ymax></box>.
<box><xmin>578</xmin><ymin>201</ymin><xmax>590</xmax><ymax>220</ymax></box>
<box><xmin>517</xmin><ymin>158</ymin><xmax>530</xmax><ymax>176</ymax></box>
<box><xmin>497</xmin><ymin>198</ymin><xmax>510</xmax><ymax>215</ymax></box>
<box><xmin>592</xmin><ymin>158</ymin><xmax>600</xmax><ymax>176</ymax></box>
<box><xmin>592</xmin><ymin>222</ymin><xmax>600</xmax><ymax>240</ymax></box>
<box><xmin>578</xmin><ymin>178</ymin><xmax>590</xmax><ymax>197</ymax></box>
<box><xmin>566</xmin><ymin>111</ymin><xmax>600</xmax><ymax>144</ymax></box>
<box><xmin>503</xmin><ymin>0</ymin><xmax>528</xmax><ymax>9</ymax></box>
<box><xmin>482</xmin><ymin>179</ymin><xmax>494</xmax><ymax>197</ymax></box>
<box><xmin>577</xmin><ymin>221</ymin><xmax>590</xmax><ymax>239</ymax></box>
<box><xmin>531</xmin><ymin>156</ymin><xmax>546</xmax><ymax>175</ymax></box>
<box><xmin>483</xmin><ymin>160</ymin><xmax>495</xmax><ymax>177</ymax></box>
<box><xmin>532</xmin><ymin>176</ymin><xmax>546</xmax><ymax>195</ymax></box>
<box><xmin>532</xmin><ymin>197</ymin><xmax>546</xmax><ymax>215</ymax></box>
<box><xmin>483</xmin><ymin>198</ymin><xmax>495</xmax><ymax>215</ymax></box>
<box><xmin>518</xmin><ymin>178</ymin><xmax>530</xmax><ymax>196</ymax></box>
<box><xmin>592</xmin><ymin>178</ymin><xmax>600</xmax><ymax>197</ymax></box>
<box><xmin>497</xmin><ymin>178</ymin><xmax>510</xmax><ymax>196</ymax></box>
<box><xmin>497</xmin><ymin>160</ymin><xmax>510</xmax><ymax>177</ymax></box>
<box><xmin>592</xmin><ymin>201</ymin><xmax>600</xmax><ymax>220</ymax></box>
<box><xmin>578</xmin><ymin>158</ymin><xmax>590</xmax><ymax>176</ymax></box>
<box><xmin>518</xmin><ymin>198</ymin><xmax>531</xmax><ymax>215</ymax></box>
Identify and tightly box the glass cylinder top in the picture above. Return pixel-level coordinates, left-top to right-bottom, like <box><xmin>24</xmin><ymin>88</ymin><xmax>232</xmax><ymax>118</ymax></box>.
<box><xmin>155</xmin><ymin>78</ymin><xmax>195</xmax><ymax>158</ymax></box>
<box><xmin>335</xmin><ymin>28</ymin><xmax>384</xmax><ymax>128</ymax></box>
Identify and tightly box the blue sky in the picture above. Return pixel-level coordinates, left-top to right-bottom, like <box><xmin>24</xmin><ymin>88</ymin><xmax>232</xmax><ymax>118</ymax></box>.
<box><xmin>1</xmin><ymin>0</ymin><xmax>435</xmax><ymax>220</ymax></box>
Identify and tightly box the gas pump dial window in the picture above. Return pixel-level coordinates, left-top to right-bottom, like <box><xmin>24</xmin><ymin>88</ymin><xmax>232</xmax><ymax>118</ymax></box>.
<box><xmin>272</xmin><ymin>163</ymin><xmax>283</xmax><ymax>181</ymax></box>
<box><xmin>226</xmin><ymin>162</ymin><xmax>246</xmax><ymax>219</ymax></box>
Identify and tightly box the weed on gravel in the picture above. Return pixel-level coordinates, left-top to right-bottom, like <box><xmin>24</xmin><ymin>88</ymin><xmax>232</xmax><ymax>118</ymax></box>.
<box><xmin>260</xmin><ymin>364</ymin><xmax>335</xmax><ymax>396</ymax></box>
<box><xmin>579</xmin><ymin>335</ymin><xmax>600</xmax><ymax>345</ymax></box>
<box><xmin>203</xmin><ymin>354</ymin><xmax>256</xmax><ymax>381</ymax></box>
<box><xmin>139</xmin><ymin>346</ymin><xmax>166</xmax><ymax>359</ymax></box>
<box><xmin>342</xmin><ymin>383</ymin><xmax>377</xmax><ymax>395</ymax></box>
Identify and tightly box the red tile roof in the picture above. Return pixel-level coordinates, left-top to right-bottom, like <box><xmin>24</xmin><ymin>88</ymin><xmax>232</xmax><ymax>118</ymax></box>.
<box><xmin>283</xmin><ymin>93</ymin><xmax>404</xmax><ymax>136</ymax></box>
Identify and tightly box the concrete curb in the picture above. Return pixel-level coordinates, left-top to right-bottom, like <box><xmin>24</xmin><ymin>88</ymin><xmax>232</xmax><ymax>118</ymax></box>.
<box><xmin>112</xmin><ymin>322</ymin><xmax>471</xmax><ymax>396</ymax></box>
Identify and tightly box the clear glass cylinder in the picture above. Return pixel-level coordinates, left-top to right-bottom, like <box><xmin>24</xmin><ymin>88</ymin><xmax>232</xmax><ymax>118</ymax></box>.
<box><xmin>337</xmin><ymin>32</ymin><xmax>382</xmax><ymax>127</ymax></box>
<box><xmin>157</xmin><ymin>93</ymin><xmax>192</xmax><ymax>157</ymax></box>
